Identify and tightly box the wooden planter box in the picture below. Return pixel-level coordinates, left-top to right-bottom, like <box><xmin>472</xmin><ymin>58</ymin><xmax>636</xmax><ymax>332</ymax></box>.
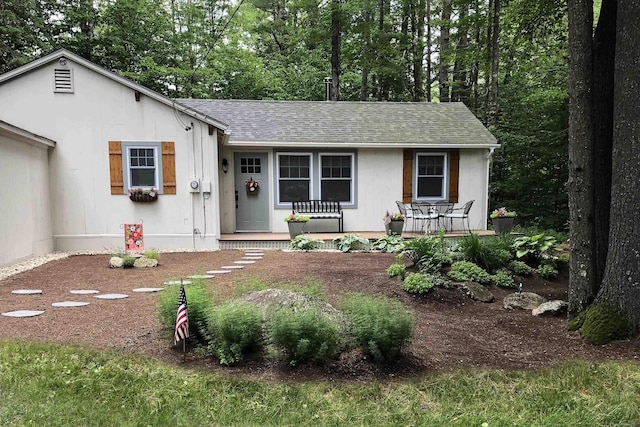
<box><xmin>129</xmin><ymin>193</ymin><xmax>158</xmax><ymax>203</ymax></box>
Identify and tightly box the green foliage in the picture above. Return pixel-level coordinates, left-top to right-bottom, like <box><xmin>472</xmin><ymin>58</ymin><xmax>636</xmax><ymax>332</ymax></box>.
<box><xmin>267</xmin><ymin>306</ymin><xmax>341</xmax><ymax>366</ymax></box>
<box><xmin>231</xmin><ymin>277</ymin><xmax>326</xmax><ymax>301</ymax></box>
<box><xmin>402</xmin><ymin>273</ymin><xmax>435</xmax><ymax>294</ymax></box>
<box><xmin>492</xmin><ymin>270</ymin><xmax>516</xmax><ymax>288</ymax></box>
<box><xmin>398</xmin><ymin>233</ymin><xmax>448</xmax><ymax>272</ymax></box>
<box><xmin>340</xmin><ymin>294</ymin><xmax>414</xmax><ymax>364</ymax></box>
<box><xmin>371</xmin><ymin>235</ymin><xmax>404</xmax><ymax>253</ymax></box>
<box><xmin>447</xmin><ymin>261</ymin><xmax>492</xmax><ymax>285</ymax></box>
<box><xmin>121</xmin><ymin>255</ymin><xmax>136</xmax><ymax>268</ymax></box>
<box><xmin>557</xmin><ymin>252</ymin><xmax>570</xmax><ymax>266</ymax></box>
<box><xmin>456</xmin><ymin>233</ymin><xmax>514</xmax><ymax>272</ymax></box>
<box><xmin>578</xmin><ymin>304</ymin><xmax>634</xmax><ymax>345</ymax></box>
<box><xmin>513</xmin><ymin>233</ymin><xmax>558</xmax><ymax>260</ymax></box>
<box><xmin>508</xmin><ymin>260</ymin><xmax>535</xmax><ymax>276</ymax></box>
<box><xmin>205</xmin><ymin>302</ymin><xmax>262</xmax><ymax>366</ymax></box>
<box><xmin>333</xmin><ymin>234</ymin><xmax>369</xmax><ymax>252</ymax></box>
<box><xmin>536</xmin><ymin>264</ymin><xmax>559</xmax><ymax>280</ymax></box>
<box><xmin>289</xmin><ymin>235</ymin><xmax>324</xmax><ymax>250</ymax></box>
<box><xmin>143</xmin><ymin>249</ymin><xmax>160</xmax><ymax>261</ymax></box>
<box><xmin>386</xmin><ymin>263</ymin><xmax>406</xmax><ymax>279</ymax></box>
<box><xmin>156</xmin><ymin>279</ymin><xmax>214</xmax><ymax>345</ymax></box>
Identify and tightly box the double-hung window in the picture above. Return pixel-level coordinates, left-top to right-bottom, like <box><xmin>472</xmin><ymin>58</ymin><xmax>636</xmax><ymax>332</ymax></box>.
<box><xmin>277</xmin><ymin>153</ymin><xmax>312</xmax><ymax>202</ymax></box>
<box><xmin>415</xmin><ymin>153</ymin><xmax>447</xmax><ymax>200</ymax></box>
<box><xmin>123</xmin><ymin>142</ymin><xmax>163</xmax><ymax>192</ymax></box>
<box><xmin>320</xmin><ymin>154</ymin><xmax>353</xmax><ymax>203</ymax></box>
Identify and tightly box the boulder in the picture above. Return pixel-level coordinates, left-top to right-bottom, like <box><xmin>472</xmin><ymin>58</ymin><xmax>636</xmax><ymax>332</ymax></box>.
<box><xmin>503</xmin><ymin>292</ymin><xmax>546</xmax><ymax>310</ymax></box>
<box><xmin>459</xmin><ymin>282</ymin><xmax>495</xmax><ymax>302</ymax></box>
<box><xmin>109</xmin><ymin>256</ymin><xmax>123</xmax><ymax>268</ymax></box>
<box><xmin>133</xmin><ymin>257</ymin><xmax>158</xmax><ymax>268</ymax></box>
<box><xmin>532</xmin><ymin>300</ymin><xmax>568</xmax><ymax>316</ymax></box>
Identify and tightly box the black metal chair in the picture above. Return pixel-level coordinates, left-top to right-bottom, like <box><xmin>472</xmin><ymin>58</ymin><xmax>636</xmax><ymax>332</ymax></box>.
<box><xmin>443</xmin><ymin>200</ymin><xmax>475</xmax><ymax>232</ymax></box>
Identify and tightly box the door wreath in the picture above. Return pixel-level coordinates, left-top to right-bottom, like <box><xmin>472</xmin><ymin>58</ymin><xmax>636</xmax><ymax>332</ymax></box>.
<box><xmin>245</xmin><ymin>177</ymin><xmax>259</xmax><ymax>195</ymax></box>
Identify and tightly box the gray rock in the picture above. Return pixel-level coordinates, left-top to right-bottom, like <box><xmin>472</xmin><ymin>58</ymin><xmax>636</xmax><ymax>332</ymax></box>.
<box><xmin>532</xmin><ymin>300</ymin><xmax>568</xmax><ymax>316</ymax></box>
<box><xmin>503</xmin><ymin>292</ymin><xmax>546</xmax><ymax>310</ymax></box>
<box><xmin>109</xmin><ymin>256</ymin><xmax>123</xmax><ymax>268</ymax></box>
<box><xmin>133</xmin><ymin>257</ymin><xmax>158</xmax><ymax>268</ymax></box>
<box><xmin>459</xmin><ymin>282</ymin><xmax>495</xmax><ymax>302</ymax></box>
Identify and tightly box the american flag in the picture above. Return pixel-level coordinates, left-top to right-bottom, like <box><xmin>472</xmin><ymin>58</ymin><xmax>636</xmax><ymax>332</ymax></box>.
<box><xmin>174</xmin><ymin>284</ymin><xmax>189</xmax><ymax>345</ymax></box>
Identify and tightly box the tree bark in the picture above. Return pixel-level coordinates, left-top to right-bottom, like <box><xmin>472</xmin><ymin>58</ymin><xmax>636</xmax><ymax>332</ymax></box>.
<box><xmin>425</xmin><ymin>0</ymin><xmax>432</xmax><ymax>101</ymax></box>
<box><xmin>567</xmin><ymin>0</ymin><xmax>596</xmax><ymax>314</ymax></box>
<box><xmin>486</xmin><ymin>0</ymin><xmax>500</xmax><ymax>128</ymax></box>
<box><xmin>330</xmin><ymin>0</ymin><xmax>341</xmax><ymax>101</ymax></box>
<box><xmin>360</xmin><ymin>0</ymin><xmax>372</xmax><ymax>101</ymax></box>
<box><xmin>438</xmin><ymin>0</ymin><xmax>451</xmax><ymax>102</ymax></box>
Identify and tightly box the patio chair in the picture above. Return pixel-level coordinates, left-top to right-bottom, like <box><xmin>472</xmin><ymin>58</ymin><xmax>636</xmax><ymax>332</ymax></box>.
<box><xmin>433</xmin><ymin>201</ymin><xmax>454</xmax><ymax>231</ymax></box>
<box><xmin>443</xmin><ymin>200</ymin><xmax>475</xmax><ymax>233</ymax></box>
<box><xmin>413</xmin><ymin>203</ymin><xmax>441</xmax><ymax>234</ymax></box>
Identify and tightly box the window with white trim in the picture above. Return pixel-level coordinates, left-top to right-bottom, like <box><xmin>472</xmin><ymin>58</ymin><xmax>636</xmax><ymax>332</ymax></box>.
<box><xmin>415</xmin><ymin>153</ymin><xmax>447</xmax><ymax>200</ymax></box>
<box><xmin>123</xmin><ymin>142</ymin><xmax>163</xmax><ymax>192</ymax></box>
<box><xmin>320</xmin><ymin>154</ymin><xmax>353</xmax><ymax>203</ymax></box>
<box><xmin>277</xmin><ymin>153</ymin><xmax>312</xmax><ymax>202</ymax></box>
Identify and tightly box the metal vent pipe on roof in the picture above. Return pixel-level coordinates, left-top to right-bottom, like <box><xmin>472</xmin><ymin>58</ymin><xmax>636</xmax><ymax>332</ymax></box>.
<box><xmin>324</xmin><ymin>77</ymin><xmax>333</xmax><ymax>101</ymax></box>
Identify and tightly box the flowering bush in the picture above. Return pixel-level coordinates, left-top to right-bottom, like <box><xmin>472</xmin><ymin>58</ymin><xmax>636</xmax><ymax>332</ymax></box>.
<box><xmin>284</xmin><ymin>214</ymin><xmax>310</xmax><ymax>222</ymax></box>
<box><xmin>383</xmin><ymin>211</ymin><xmax>405</xmax><ymax>224</ymax></box>
<box><xmin>128</xmin><ymin>187</ymin><xmax>157</xmax><ymax>197</ymax></box>
<box><xmin>490</xmin><ymin>207</ymin><xmax>517</xmax><ymax>219</ymax></box>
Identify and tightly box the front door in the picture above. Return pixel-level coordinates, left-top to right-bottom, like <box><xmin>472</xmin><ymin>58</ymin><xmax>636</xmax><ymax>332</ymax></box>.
<box><xmin>234</xmin><ymin>152</ymin><xmax>269</xmax><ymax>231</ymax></box>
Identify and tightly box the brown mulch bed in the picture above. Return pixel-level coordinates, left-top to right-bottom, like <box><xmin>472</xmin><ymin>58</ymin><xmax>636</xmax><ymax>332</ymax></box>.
<box><xmin>1</xmin><ymin>251</ymin><xmax>638</xmax><ymax>381</ymax></box>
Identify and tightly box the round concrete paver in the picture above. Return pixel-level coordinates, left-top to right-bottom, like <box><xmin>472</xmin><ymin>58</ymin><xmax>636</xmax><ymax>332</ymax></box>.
<box><xmin>242</xmin><ymin>257</ymin><xmax>263</xmax><ymax>260</ymax></box>
<box><xmin>244</xmin><ymin>252</ymin><xmax>265</xmax><ymax>256</ymax></box>
<box><xmin>70</xmin><ymin>289</ymin><xmax>100</xmax><ymax>295</ymax></box>
<box><xmin>234</xmin><ymin>260</ymin><xmax>255</xmax><ymax>264</ymax></box>
<box><xmin>11</xmin><ymin>289</ymin><xmax>42</xmax><ymax>295</ymax></box>
<box><xmin>206</xmin><ymin>270</ymin><xmax>231</xmax><ymax>274</ymax></box>
<box><xmin>94</xmin><ymin>293</ymin><xmax>129</xmax><ymax>300</ymax></box>
<box><xmin>163</xmin><ymin>280</ymin><xmax>192</xmax><ymax>286</ymax></box>
<box><xmin>188</xmin><ymin>274</ymin><xmax>214</xmax><ymax>279</ymax></box>
<box><xmin>52</xmin><ymin>301</ymin><xmax>90</xmax><ymax>307</ymax></box>
<box><xmin>132</xmin><ymin>287</ymin><xmax>164</xmax><ymax>293</ymax></box>
<box><xmin>220</xmin><ymin>265</ymin><xmax>244</xmax><ymax>269</ymax></box>
<box><xmin>2</xmin><ymin>310</ymin><xmax>45</xmax><ymax>317</ymax></box>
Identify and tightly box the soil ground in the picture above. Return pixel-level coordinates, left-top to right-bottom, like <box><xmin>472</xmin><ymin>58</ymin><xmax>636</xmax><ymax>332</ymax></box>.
<box><xmin>1</xmin><ymin>250</ymin><xmax>638</xmax><ymax>381</ymax></box>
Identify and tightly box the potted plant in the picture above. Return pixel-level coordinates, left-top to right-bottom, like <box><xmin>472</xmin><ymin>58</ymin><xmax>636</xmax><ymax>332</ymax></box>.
<box><xmin>128</xmin><ymin>188</ymin><xmax>158</xmax><ymax>203</ymax></box>
<box><xmin>284</xmin><ymin>214</ymin><xmax>310</xmax><ymax>239</ymax></box>
<box><xmin>383</xmin><ymin>211</ymin><xmax>405</xmax><ymax>235</ymax></box>
<box><xmin>245</xmin><ymin>177</ymin><xmax>259</xmax><ymax>195</ymax></box>
<box><xmin>490</xmin><ymin>207</ymin><xmax>516</xmax><ymax>235</ymax></box>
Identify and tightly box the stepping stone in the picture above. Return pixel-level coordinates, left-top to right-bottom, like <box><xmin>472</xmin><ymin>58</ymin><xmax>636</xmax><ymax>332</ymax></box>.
<box><xmin>234</xmin><ymin>260</ymin><xmax>255</xmax><ymax>264</ymax></box>
<box><xmin>132</xmin><ymin>287</ymin><xmax>164</xmax><ymax>293</ymax></box>
<box><xmin>94</xmin><ymin>293</ymin><xmax>129</xmax><ymax>300</ymax></box>
<box><xmin>52</xmin><ymin>301</ymin><xmax>90</xmax><ymax>307</ymax></box>
<box><xmin>242</xmin><ymin>256</ymin><xmax>263</xmax><ymax>260</ymax></box>
<box><xmin>163</xmin><ymin>280</ymin><xmax>192</xmax><ymax>286</ymax></box>
<box><xmin>70</xmin><ymin>289</ymin><xmax>100</xmax><ymax>295</ymax></box>
<box><xmin>206</xmin><ymin>270</ymin><xmax>232</xmax><ymax>274</ymax></box>
<box><xmin>11</xmin><ymin>289</ymin><xmax>42</xmax><ymax>295</ymax></box>
<box><xmin>188</xmin><ymin>274</ymin><xmax>214</xmax><ymax>279</ymax></box>
<box><xmin>2</xmin><ymin>310</ymin><xmax>45</xmax><ymax>317</ymax></box>
<box><xmin>244</xmin><ymin>252</ymin><xmax>264</xmax><ymax>256</ymax></box>
<box><xmin>220</xmin><ymin>265</ymin><xmax>244</xmax><ymax>269</ymax></box>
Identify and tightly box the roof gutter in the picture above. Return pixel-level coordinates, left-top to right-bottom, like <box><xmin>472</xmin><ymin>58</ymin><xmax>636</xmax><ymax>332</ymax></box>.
<box><xmin>224</xmin><ymin>140</ymin><xmax>501</xmax><ymax>149</ymax></box>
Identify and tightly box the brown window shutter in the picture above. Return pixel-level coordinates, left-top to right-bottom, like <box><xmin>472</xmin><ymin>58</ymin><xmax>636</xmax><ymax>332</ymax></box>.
<box><xmin>109</xmin><ymin>141</ymin><xmax>123</xmax><ymax>194</ymax></box>
<box><xmin>402</xmin><ymin>149</ymin><xmax>413</xmax><ymax>203</ymax></box>
<box><xmin>448</xmin><ymin>148</ymin><xmax>460</xmax><ymax>203</ymax></box>
<box><xmin>162</xmin><ymin>141</ymin><xmax>176</xmax><ymax>194</ymax></box>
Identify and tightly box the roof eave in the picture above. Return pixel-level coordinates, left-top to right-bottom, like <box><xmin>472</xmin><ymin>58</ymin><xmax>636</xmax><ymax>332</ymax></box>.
<box><xmin>0</xmin><ymin>120</ymin><xmax>57</xmax><ymax>148</ymax></box>
<box><xmin>225</xmin><ymin>140</ymin><xmax>500</xmax><ymax>149</ymax></box>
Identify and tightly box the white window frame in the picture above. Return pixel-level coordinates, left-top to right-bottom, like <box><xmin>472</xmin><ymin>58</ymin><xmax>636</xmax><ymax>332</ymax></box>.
<box><xmin>414</xmin><ymin>152</ymin><xmax>448</xmax><ymax>201</ymax></box>
<box><xmin>319</xmin><ymin>153</ymin><xmax>355</xmax><ymax>204</ymax></box>
<box><xmin>122</xmin><ymin>142</ymin><xmax>163</xmax><ymax>193</ymax></box>
<box><xmin>276</xmin><ymin>152</ymin><xmax>313</xmax><ymax>205</ymax></box>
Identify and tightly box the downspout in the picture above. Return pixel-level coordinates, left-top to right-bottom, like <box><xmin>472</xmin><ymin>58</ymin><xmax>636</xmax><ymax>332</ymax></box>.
<box><xmin>486</xmin><ymin>147</ymin><xmax>496</xmax><ymax>230</ymax></box>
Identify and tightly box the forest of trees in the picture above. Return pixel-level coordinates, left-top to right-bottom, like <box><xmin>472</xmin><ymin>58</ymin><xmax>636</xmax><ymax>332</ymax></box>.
<box><xmin>1</xmin><ymin>0</ymin><xmax>570</xmax><ymax>230</ymax></box>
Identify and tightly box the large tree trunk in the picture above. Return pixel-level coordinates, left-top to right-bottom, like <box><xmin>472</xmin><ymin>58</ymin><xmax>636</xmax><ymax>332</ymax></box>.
<box><xmin>567</xmin><ymin>0</ymin><xmax>596</xmax><ymax>314</ymax></box>
<box><xmin>425</xmin><ymin>0</ymin><xmax>432</xmax><ymax>101</ymax></box>
<box><xmin>438</xmin><ymin>0</ymin><xmax>451</xmax><ymax>101</ymax></box>
<box><xmin>591</xmin><ymin>0</ymin><xmax>616</xmax><ymax>286</ymax></box>
<box><xmin>486</xmin><ymin>0</ymin><xmax>500</xmax><ymax>128</ymax></box>
<box><xmin>452</xmin><ymin>3</ymin><xmax>469</xmax><ymax>103</ymax></box>
<box><xmin>330</xmin><ymin>0</ymin><xmax>341</xmax><ymax>101</ymax></box>
<box><xmin>411</xmin><ymin>0</ymin><xmax>425</xmax><ymax>101</ymax></box>
<box><xmin>360</xmin><ymin>0</ymin><xmax>372</xmax><ymax>101</ymax></box>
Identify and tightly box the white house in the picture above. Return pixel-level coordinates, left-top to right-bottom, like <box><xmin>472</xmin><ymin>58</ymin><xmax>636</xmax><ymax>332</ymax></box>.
<box><xmin>0</xmin><ymin>49</ymin><xmax>498</xmax><ymax>266</ymax></box>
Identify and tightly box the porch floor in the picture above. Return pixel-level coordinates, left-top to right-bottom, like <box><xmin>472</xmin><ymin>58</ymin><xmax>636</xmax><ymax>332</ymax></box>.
<box><xmin>219</xmin><ymin>230</ymin><xmax>495</xmax><ymax>250</ymax></box>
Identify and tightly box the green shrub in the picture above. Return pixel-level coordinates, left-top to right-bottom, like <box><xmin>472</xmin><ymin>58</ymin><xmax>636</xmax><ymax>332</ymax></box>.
<box><xmin>447</xmin><ymin>261</ymin><xmax>492</xmax><ymax>285</ymax></box>
<box><xmin>333</xmin><ymin>234</ymin><xmax>369</xmax><ymax>252</ymax></box>
<box><xmin>340</xmin><ymin>293</ymin><xmax>414</xmax><ymax>364</ymax></box>
<box><xmin>402</xmin><ymin>273</ymin><xmax>435</xmax><ymax>294</ymax></box>
<box><xmin>537</xmin><ymin>264</ymin><xmax>559</xmax><ymax>280</ymax></box>
<box><xmin>121</xmin><ymin>255</ymin><xmax>136</xmax><ymax>268</ymax></box>
<box><xmin>387</xmin><ymin>263</ymin><xmax>406</xmax><ymax>279</ymax></box>
<box><xmin>143</xmin><ymin>249</ymin><xmax>160</xmax><ymax>261</ymax></box>
<box><xmin>492</xmin><ymin>269</ymin><xmax>516</xmax><ymax>288</ymax></box>
<box><xmin>267</xmin><ymin>306</ymin><xmax>341</xmax><ymax>366</ymax></box>
<box><xmin>205</xmin><ymin>302</ymin><xmax>262</xmax><ymax>365</ymax></box>
<box><xmin>456</xmin><ymin>233</ymin><xmax>513</xmax><ymax>272</ymax></box>
<box><xmin>157</xmin><ymin>279</ymin><xmax>214</xmax><ymax>345</ymax></box>
<box><xmin>557</xmin><ymin>252</ymin><xmax>570</xmax><ymax>266</ymax></box>
<box><xmin>513</xmin><ymin>233</ymin><xmax>557</xmax><ymax>261</ymax></box>
<box><xmin>508</xmin><ymin>260</ymin><xmax>534</xmax><ymax>276</ymax></box>
<box><xmin>289</xmin><ymin>235</ymin><xmax>324</xmax><ymax>250</ymax></box>
<box><xmin>372</xmin><ymin>235</ymin><xmax>404</xmax><ymax>253</ymax></box>
<box><xmin>398</xmin><ymin>233</ymin><xmax>447</xmax><ymax>272</ymax></box>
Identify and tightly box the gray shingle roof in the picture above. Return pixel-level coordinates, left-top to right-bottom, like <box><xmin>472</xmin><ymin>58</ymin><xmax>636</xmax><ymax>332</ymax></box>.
<box><xmin>177</xmin><ymin>99</ymin><xmax>498</xmax><ymax>148</ymax></box>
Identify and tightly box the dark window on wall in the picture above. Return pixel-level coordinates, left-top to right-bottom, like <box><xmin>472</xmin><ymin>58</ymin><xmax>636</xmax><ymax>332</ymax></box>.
<box><xmin>278</xmin><ymin>154</ymin><xmax>311</xmax><ymax>202</ymax></box>
<box><xmin>129</xmin><ymin>147</ymin><xmax>157</xmax><ymax>188</ymax></box>
<box><xmin>240</xmin><ymin>157</ymin><xmax>262</xmax><ymax>174</ymax></box>
<box><xmin>320</xmin><ymin>154</ymin><xmax>353</xmax><ymax>202</ymax></box>
<box><xmin>416</xmin><ymin>153</ymin><xmax>447</xmax><ymax>199</ymax></box>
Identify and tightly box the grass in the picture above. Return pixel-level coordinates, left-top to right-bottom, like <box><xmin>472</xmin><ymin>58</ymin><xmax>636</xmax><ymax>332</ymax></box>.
<box><xmin>2</xmin><ymin>340</ymin><xmax>639</xmax><ymax>426</ymax></box>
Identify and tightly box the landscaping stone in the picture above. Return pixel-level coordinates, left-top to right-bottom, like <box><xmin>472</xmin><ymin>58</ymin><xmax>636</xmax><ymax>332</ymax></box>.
<box><xmin>2</xmin><ymin>310</ymin><xmax>45</xmax><ymax>317</ymax></box>
<box><xmin>459</xmin><ymin>282</ymin><xmax>495</xmax><ymax>303</ymax></box>
<box><xmin>234</xmin><ymin>260</ymin><xmax>255</xmax><ymax>264</ymax></box>
<box><xmin>94</xmin><ymin>293</ymin><xmax>129</xmax><ymax>299</ymax></box>
<box><xmin>52</xmin><ymin>301</ymin><xmax>90</xmax><ymax>307</ymax></box>
<box><xmin>109</xmin><ymin>256</ymin><xmax>123</xmax><ymax>268</ymax></box>
<box><xmin>132</xmin><ymin>287</ymin><xmax>164</xmax><ymax>293</ymax></box>
<box><xmin>244</xmin><ymin>252</ymin><xmax>265</xmax><ymax>256</ymax></box>
<box><xmin>188</xmin><ymin>274</ymin><xmax>214</xmax><ymax>279</ymax></box>
<box><xmin>11</xmin><ymin>289</ymin><xmax>42</xmax><ymax>295</ymax></box>
<box><xmin>206</xmin><ymin>270</ymin><xmax>232</xmax><ymax>274</ymax></box>
<box><xmin>504</xmin><ymin>292</ymin><xmax>546</xmax><ymax>310</ymax></box>
<box><xmin>133</xmin><ymin>257</ymin><xmax>158</xmax><ymax>268</ymax></box>
<box><xmin>70</xmin><ymin>289</ymin><xmax>99</xmax><ymax>294</ymax></box>
<box><xmin>163</xmin><ymin>280</ymin><xmax>192</xmax><ymax>286</ymax></box>
<box><xmin>532</xmin><ymin>300</ymin><xmax>568</xmax><ymax>316</ymax></box>
<box><xmin>220</xmin><ymin>265</ymin><xmax>244</xmax><ymax>269</ymax></box>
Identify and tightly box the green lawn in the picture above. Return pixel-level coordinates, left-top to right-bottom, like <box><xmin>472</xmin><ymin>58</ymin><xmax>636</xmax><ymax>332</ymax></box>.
<box><xmin>1</xmin><ymin>340</ymin><xmax>639</xmax><ymax>426</ymax></box>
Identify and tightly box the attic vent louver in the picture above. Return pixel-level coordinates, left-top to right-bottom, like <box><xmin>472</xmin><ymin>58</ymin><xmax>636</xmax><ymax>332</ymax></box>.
<box><xmin>54</xmin><ymin>68</ymin><xmax>74</xmax><ymax>93</ymax></box>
